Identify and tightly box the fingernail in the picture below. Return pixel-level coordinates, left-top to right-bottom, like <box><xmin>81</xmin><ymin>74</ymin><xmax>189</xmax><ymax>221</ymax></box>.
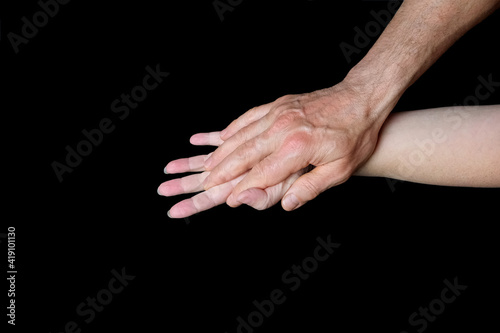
<box><xmin>167</xmin><ymin>210</ymin><xmax>173</xmax><ymax>218</ymax></box>
<box><xmin>283</xmin><ymin>194</ymin><xmax>300</xmax><ymax>211</ymax></box>
<box><xmin>157</xmin><ymin>187</ymin><xmax>163</xmax><ymax>196</ymax></box>
<box><xmin>164</xmin><ymin>167</ymin><xmax>169</xmax><ymax>174</ymax></box>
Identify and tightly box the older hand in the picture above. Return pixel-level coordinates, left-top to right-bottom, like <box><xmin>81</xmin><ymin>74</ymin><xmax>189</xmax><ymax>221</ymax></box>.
<box><xmin>203</xmin><ymin>80</ymin><xmax>392</xmax><ymax>211</ymax></box>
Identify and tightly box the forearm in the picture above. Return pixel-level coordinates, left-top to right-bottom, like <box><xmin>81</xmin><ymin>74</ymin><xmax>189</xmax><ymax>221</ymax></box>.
<box><xmin>344</xmin><ymin>0</ymin><xmax>500</xmax><ymax>128</ymax></box>
<box><xmin>356</xmin><ymin>105</ymin><xmax>500</xmax><ymax>187</ymax></box>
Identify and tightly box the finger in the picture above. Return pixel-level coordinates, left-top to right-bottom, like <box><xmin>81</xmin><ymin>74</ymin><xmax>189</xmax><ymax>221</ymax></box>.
<box><xmin>167</xmin><ymin>186</ymin><xmax>229</xmax><ymax>218</ymax></box>
<box><xmin>168</xmin><ymin>173</ymin><xmax>246</xmax><ymax>219</ymax></box>
<box><xmin>164</xmin><ymin>154</ymin><xmax>211</xmax><ymax>174</ymax></box>
<box><xmin>204</xmin><ymin>115</ymin><xmax>273</xmax><ymax>171</ymax></box>
<box><xmin>281</xmin><ymin>162</ymin><xmax>351</xmax><ymax>211</ymax></box>
<box><xmin>203</xmin><ymin>133</ymin><xmax>279</xmax><ymax>190</ymax></box>
<box><xmin>220</xmin><ymin>103</ymin><xmax>273</xmax><ymax>140</ymax></box>
<box><xmin>236</xmin><ymin>169</ymin><xmax>306</xmax><ymax>210</ymax></box>
<box><xmin>190</xmin><ymin>132</ymin><xmax>224</xmax><ymax>146</ymax></box>
<box><xmin>226</xmin><ymin>147</ymin><xmax>310</xmax><ymax>205</ymax></box>
<box><xmin>158</xmin><ymin>172</ymin><xmax>209</xmax><ymax>196</ymax></box>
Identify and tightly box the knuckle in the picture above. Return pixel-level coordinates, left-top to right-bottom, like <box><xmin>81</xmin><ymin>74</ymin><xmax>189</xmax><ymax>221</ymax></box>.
<box><xmin>330</xmin><ymin>162</ymin><xmax>354</xmax><ymax>185</ymax></box>
<box><xmin>247</xmin><ymin>106</ymin><xmax>258</xmax><ymax>114</ymax></box>
<box><xmin>249</xmin><ymin>162</ymin><xmax>272</xmax><ymax>187</ymax></box>
<box><xmin>275</xmin><ymin>94</ymin><xmax>293</xmax><ymax>103</ymax></box>
<box><xmin>243</xmin><ymin>107</ymin><xmax>259</xmax><ymax>122</ymax></box>
<box><xmin>222</xmin><ymin>132</ymin><xmax>250</xmax><ymax>158</ymax></box>
<box><xmin>200</xmin><ymin>192</ymin><xmax>217</xmax><ymax>208</ymax></box>
<box><xmin>248</xmin><ymin>194</ymin><xmax>269</xmax><ymax>211</ymax></box>
<box><xmin>270</xmin><ymin>95</ymin><xmax>301</xmax><ymax>115</ymax></box>
<box><xmin>270</xmin><ymin>113</ymin><xmax>296</xmax><ymax>133</ymax></box>
<box><xmin>228</xmin><ymin>107</ymin><xmax>257</xmax><ymax>133</ymax></box>
<box><xmin>282</xmin><ymin>131</ymin><xmax>312</xmax><ymax>153</ymax></box>
<box><xmin>254</xmin><ymin>188</ymin><xmax>280</xmax><ymax>210</ymax></box>
<box><xmin>230</xmin><ymin>129</ymin><xmax>248</xmax><ymax>148</ymax></box>
<box><xmin>253</xmin><ymin>201</ymin><xmax>269</xmax><ymax>211</ymax></box>
<box><xmin>234</xmin><ymin>147</ymin><xmax>249</xmax><ymax>162</ymax></box>
<box><xmin>300</xmin><ymin>178</ymin><xmax>320</xmax><ymax>199</ymax></box>
<box><xmin>251</xmin><ymin>162</ymin><xmax>267</xmax><ymax>180</ymax></box>
<box><xmin>234</xmin><ymin>140</ymin><xmax>256</xmax><ymax>162</ymax></box>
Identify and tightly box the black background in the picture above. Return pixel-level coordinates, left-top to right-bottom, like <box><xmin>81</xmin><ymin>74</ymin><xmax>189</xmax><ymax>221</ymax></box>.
<box><xmin>2</xmin><ymin>0</ymin><xmax>499</xmax><ymax>332</ymax></box>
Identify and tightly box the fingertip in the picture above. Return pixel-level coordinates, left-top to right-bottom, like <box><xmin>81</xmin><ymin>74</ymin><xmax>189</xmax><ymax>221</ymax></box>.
<box><xmin>169</xmin><ymin>200</ymin><xmax>197</xmax><ymax>219</ymax></box>
<box><xmin>190</xmin><ymin>133</ymin><xmax>210</xmax><ymax>146</ymax></box>
<box><xmin>282</xmin><ymin>193</ymin><xmax>300</xmax><ymax>211</ymax></box>
<box><xmin>226</xmin><ymin>193</ymin><xmax>243</xmax><ymax>208</ymax></box>
<box><xmin>168</xmin><ymin>205</ymin><xmax>186</xmax><ymax>219</ymax></box>
<box><xmin>189</xmin><ymin>133</ymin><xmax>198</xmax><ymax>145</ymax></box>
<box><xmin>167</xmin><ymin>209</ymin><xmax>186</xmax><ymax>219</ymax></box>
<box><xmin>164</xmin><ymin>161</ymin><xmax>173</xmax><ymax>174</ymax></box>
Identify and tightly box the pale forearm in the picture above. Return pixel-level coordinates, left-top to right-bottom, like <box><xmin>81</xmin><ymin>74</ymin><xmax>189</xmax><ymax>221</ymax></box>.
<box><xmin>345</xmin><ymin>0</ymin><xmax>500</xmax><ymax>128</ymax></box>
<box><xmin>356</xmin><ymin>105</ymin><xmax>500</xmax><ymax>187</ymax></box>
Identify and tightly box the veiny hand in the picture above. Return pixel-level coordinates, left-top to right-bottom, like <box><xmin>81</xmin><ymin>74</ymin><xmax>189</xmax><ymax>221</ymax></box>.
<box><xmin>158</xmin><ymin>132</ymin><xmax>308</xmax><ymax>218</ymax></box>
<box><xmin>203</xmin><ymin>81</ymin><xmax>391</xmax><ymax>211</ymax></box>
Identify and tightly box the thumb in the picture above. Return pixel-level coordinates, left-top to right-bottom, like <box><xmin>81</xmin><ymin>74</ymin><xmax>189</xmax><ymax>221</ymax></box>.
<box><xmin>281</xmin><ymin>163</ymin><xmax>350</xmax><ymax>211</ymax></box>
<box><xmin>236</xmin><ymin>169</ymin><xmax>305</xmax><ymax>210</ymax></box>
<box><xmin>235</xmin><ymin>188</ymin><xmax>272</xmax><ymax>210</ymax></box>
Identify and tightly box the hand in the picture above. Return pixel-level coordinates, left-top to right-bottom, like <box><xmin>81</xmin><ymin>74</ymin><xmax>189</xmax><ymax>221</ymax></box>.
<box><xmin>203</xmin><ymin>80</ymin><xmax>392</xmax><ymax>211</ymax></box>
<box><xmin>158</xmin><ymin>131</ymin><xmax>308</xmax><ymax>218</ymax></box>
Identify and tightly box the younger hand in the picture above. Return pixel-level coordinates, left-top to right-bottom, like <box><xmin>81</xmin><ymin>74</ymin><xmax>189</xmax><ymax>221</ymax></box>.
<box><xmin>158</xmin><ymin>132</ymin><xmax>307</xmax><ymax>218</ymax></box>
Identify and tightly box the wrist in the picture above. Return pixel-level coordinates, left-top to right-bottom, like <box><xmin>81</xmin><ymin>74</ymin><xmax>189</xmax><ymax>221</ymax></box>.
<box><xmin>342</xmin><ymin>59</ymin><xmax>408</xmax><ymax>127</ymax></box>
